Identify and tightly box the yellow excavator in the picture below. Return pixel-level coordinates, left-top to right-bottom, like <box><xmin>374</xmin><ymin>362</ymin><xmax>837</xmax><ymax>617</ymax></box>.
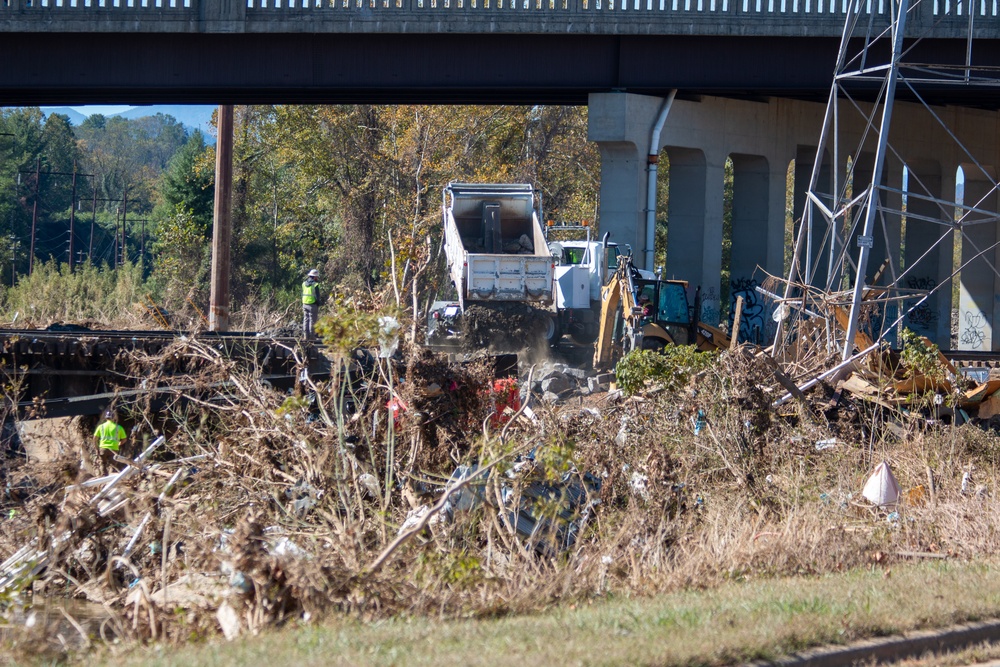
<box><xmin>593</xmin><ymin>253</ymin><xmax>731</xmax><ymax>369</ymax></box>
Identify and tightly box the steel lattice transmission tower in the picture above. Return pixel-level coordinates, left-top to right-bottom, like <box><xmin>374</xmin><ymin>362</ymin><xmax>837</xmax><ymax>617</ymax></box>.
<box><xmin>775</xmin><ymin>0</ymin><xmax>1000</xmax><ymax>367</ymax></box>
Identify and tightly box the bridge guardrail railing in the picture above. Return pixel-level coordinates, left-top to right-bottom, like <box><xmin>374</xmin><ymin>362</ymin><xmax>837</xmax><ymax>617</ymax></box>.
<box><xmin>2</xmin><ymin>0</ymin><xmax>191</xmax><ymax>9</ymax></box>
<box><xmin>1</xmin><ymin>0</ymin><xmax>996</xmax><ymax>37</ymax></box>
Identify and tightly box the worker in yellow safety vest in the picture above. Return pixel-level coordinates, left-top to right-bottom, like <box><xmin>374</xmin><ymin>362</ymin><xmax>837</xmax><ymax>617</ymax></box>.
<box><xmin>93</xmin><ymin>410</ymin><xmax>127</xmax><ymax>474</ymax></box>
<box><xmin>302</xmin><ymin>268</ymin><xmax>321</xmax><ymax>340</ymax></box>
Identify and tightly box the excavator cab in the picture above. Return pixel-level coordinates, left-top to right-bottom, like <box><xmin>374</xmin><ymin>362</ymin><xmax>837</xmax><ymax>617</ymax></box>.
<box><xmin>631</xmin><ymin>278</ymin><xmax>694</xmax><ymax>349</ymax></box>
<box><xmin>594</xmin><ymin>254</ymin><xmax>731</xmax><ymax>369</ymax></box>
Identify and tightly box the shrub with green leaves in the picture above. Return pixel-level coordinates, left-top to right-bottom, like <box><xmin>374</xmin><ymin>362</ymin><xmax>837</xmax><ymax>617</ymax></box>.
<box><xmin>899</xmin><ymin>327</ymin><xmax>946</xmax><ymax>382</ymax></box>
<box><xmin>315</xmin><ymin>303</ymin><xmax>401</xmax><ymax>354</ymax></box>
<box><xmin>614</xmin><ymin>345</ymin><xmax>718</xmax><ymax>396</ymax></box>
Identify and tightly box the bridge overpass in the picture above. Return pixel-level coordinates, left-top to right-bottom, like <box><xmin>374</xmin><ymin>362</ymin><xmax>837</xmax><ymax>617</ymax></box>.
<box><xmin>1</xmin><ymin>0</ymin><xmax>999</xmax><ymax>104</ymax></box>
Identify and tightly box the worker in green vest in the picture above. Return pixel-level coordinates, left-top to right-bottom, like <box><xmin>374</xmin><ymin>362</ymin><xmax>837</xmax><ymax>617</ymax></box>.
<box><xmin>93</xmin><ymin>410</ymin><xmax>127</xmax><ymax>474</ymax></box>
<box><xmin>302</xmin><ymin>268</ymin><xmax>321</xmax><ymax>340</ymax></box>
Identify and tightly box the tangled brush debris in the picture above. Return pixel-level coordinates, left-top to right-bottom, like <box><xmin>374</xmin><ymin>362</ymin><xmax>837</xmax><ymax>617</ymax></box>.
<box><xmin>4</xmin><ymin>316</ymin><xmax>1000</xmax><ymax>660</ymax></box>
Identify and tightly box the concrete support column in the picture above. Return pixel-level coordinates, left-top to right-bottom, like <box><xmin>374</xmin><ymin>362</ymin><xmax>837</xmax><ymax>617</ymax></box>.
<box><xmin>848</xmin><ymin>154</ymin><xmax>902</xmax><ymax>341</ymax></box>
<box><xmin>957</xmin><ymin>166</ymin><xmax>999</xmax><ymax>350</ymax></box>
<box><xmin>767</xmin><ymin>159</ymin><xmax>792</xmax><ymax>280</ymax></box>
<box><xmin>902</xmin><ymin>161</ymin><xmax>951</xmax><ymax>347</ymax></box>
<box><xmin>880</xmin><ymin>164</ymin><xmax>905</xmax><ymax>344</ymax></box>
<box><xmin>593</xmin><ymin>140</ymin><xmax>646</xmax><ymax>261</ymax></box>
<box><xmin>665</xmin><ymin>148</ymin><xmax>725</xmax><ymax>325</ymax></box>
<box><xmin>588</xmin><ymin>92</ymin><xmax>667</xmax><ymax>270</ymax></box>
<box><xmin>880</xmin><ymin>165</ymin><xmax>904</xmax><ymax>282</ymax></box>
<box><xmin>728</xmin><ymin>154</ymin><xmax>771</xmax><ymax>344</ymax></box>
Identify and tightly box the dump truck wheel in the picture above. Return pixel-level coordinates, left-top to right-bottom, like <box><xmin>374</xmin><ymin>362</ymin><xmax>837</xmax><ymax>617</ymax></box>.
<box><xmin>544</xmin><ymin>316</ymin><xmax>562</xmax><ymax>345</ymax></box>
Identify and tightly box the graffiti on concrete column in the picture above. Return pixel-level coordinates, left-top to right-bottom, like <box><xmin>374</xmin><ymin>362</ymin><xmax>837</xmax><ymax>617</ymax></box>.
<box><xmin>959</xmin><ymin>310</ymin><xmax>988</xmax><ymax>349</ymax></box>
<box><xmin>728</xmin><ymin>276</ymin><xmax>775</xmax><ymax>345</ymax></box>
<box><xmin>904</xmin><ymin>276</ymin><xmax>938</xmax><ymax>334</ymax></box>
<box><xmin>701</xmin><ymin>287</ymin><xmax>720</xmax><ymax>327</ymax></box>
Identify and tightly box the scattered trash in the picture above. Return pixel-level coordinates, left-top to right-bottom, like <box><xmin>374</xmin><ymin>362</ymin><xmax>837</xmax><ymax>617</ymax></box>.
<box><xmin>693</xmin><ymin>409</ymin><xmax>706</xmax><ymax>436</ymax></box>
<box><xmin>815</xmin><ymin>438</ymin><xmax>838</xmax><ymax>451</ymax></box>
<box><xmin>629</xmin><ymin>472</ymin><xmax>650</xmax><ymax>500</ymax></box>
<box><xmin>377</xmin><ymin>315</ymin><xmax>401</xmax><ymax>359</ymax></box>
<box><xmin>217</xmin><ymin>601</ymin><xmax>241</xmax><ymax>641</ymax></box>
<box><xmin>270</xmin><ymin>536</ymin><xmax>305</xmax><ymax>560</ymax></box>
<box><xmin>862</xmin><ymin>461</ymin><xmax>901</xmax><ymax>507</ymax></box>
<box><xmin>358</xmin><ymin>473</ymin><xmax>380</xmax><ymax>498</ymax></box>
<box><xmin>229</xmin><ymin>571</ymin><xmax>252</xmax><ymax>594</ymax></box>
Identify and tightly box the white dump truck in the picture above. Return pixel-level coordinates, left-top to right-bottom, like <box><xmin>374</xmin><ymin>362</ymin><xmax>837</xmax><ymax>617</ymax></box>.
<box><xmin>427</xmin><ymin>182</ymin><xmax>556</xmax><ymax>351</ymax></box>
<box><xmin>546</xmin><ymin>223</ymin><xmax>655</xmax><ymax>345</ymax></box>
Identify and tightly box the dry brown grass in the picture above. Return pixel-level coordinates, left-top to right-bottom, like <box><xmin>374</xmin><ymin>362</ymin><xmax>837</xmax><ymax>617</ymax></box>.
<box><xmin>91</xmin><ymin>559</ymin><xmax>1000</xmax><ymax>667</ymax></box>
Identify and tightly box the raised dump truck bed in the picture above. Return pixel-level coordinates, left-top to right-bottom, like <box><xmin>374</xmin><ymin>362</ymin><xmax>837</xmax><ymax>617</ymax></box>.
<box><xmin>429</xmin><ymin>183</ymin><xmax>556</xmax><ymax>352</ymax></box>
<box><xmin>443</xmin><ymin>182</ymin><xmax>553</xmax><ymax>307</ymax></box>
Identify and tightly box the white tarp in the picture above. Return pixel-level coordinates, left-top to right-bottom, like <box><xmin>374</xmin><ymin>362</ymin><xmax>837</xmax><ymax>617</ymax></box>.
<box><xmin>862</xmin><ymin>461</ymin><xmax>900</xmax><ymax>507</ymax></box>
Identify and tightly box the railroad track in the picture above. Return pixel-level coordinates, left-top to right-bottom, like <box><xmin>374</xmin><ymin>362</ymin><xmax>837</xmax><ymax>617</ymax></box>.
<box><xmin>941</xmin><ymin>350</ymin><xmax>1000</xmax><ymax>370</ymax></box>
<box><xmin>0</xmin><ymin>327</ymin><xmax>330</xmax><ymax>419</ymax></box>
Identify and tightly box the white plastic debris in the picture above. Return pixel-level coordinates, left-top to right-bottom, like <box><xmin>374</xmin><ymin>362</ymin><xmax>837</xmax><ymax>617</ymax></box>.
<box><xmin>217</xmin><ymin>601</ymin><xmax>241</xmax><ymax>641</ymax></box>
<box><xmin>962</xmin><ymin>471</ymin><xmax>971</xmax><ymax>494</ymax></box>
<box><xmin>815</xmin><ymin>438</ymin><xmax>838</xmax><ymax>451</ymax></box>
<box><xmin>358</xmin><ymin>473</ymin><xmax>380</xmax><ymax>498</ymax></box>
<box><xmin>615</xmin><ymin>417</ymin><xmax>628</xmax><ymax>447</ymax></box>
<box><xmin>274</xmin><ymin>538</ymin><xmax>302</xmax><ymax>558</ymax></box>
<box><xmin>377</xmin><ymin>316</ymin><xmax>401</xmax><ymax>359</ymax></box>
<box><xmin>398</xmin><ymin>505</ymin><xmax>430</xmax><ymax>535</ymax></box>
<box><xmin>862</xmin><ymin>461</ymin><xmax>900</xmax><ymax>507</ymax></box>
<box><xmin>629</xmin><ymin>472</ymin><xmax>649</xmax><ymax>501</ymax></box>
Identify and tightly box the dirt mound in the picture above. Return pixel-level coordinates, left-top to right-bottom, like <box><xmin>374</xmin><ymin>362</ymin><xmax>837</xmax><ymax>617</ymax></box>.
<box><xmin>461</xmin><ymin>303</ymin><xmax>550</xmax><ymax>352</ymax></box>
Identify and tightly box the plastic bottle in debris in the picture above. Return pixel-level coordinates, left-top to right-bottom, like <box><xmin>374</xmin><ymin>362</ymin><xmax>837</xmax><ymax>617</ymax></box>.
<box><xmin>693</xmin><ymin>409</ymin><xmax>706</xmax><ymax>436</ymax></box>
<box><xmin>962</xmin><ymin>471</ymin><xmax>971</xmax><ymax>495</ymax></box>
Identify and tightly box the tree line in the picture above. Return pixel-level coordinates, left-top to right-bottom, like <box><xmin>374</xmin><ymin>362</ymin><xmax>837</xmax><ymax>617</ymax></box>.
<box><xmin>0</xmin><ymin>105</ymin><xmax>599</xmax><ymax>322</ymax></box>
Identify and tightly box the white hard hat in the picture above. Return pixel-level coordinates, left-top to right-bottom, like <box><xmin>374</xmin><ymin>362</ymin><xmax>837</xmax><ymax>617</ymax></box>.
<box><xmin>307</xmin><ymin>269</ymin><xmax>319</xmax><ymax>278</ymax></box>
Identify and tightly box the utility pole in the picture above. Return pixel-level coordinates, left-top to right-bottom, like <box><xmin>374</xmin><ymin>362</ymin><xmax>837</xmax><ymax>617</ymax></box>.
<box><xmin>8</xmin><ymin>236</ymin><xmax>18</xmax><ymax>287</ymax></box>
<box><xmin>113</xmin><ymin>207</ymin><xmax>120</xmax><ymax>269</ymax></box>
<box><xmin>139</xmin><ymin>219</ymin><xmax>146</xmax><ymax>275</ymax></box>
<box><xmin>121</xmin><ymin>186</ymin><xmax>128</xmax><ymax>266</ymax></box>
<box><xmin>89</xmin><ymin>187</ymin><xmax>97</xmax><ymax>263</ymax></box>
<box><xmin>3</xmin><ymin>133</ymin><xmax>15</xmax><ymax>284</ymax></box>
<box><xmin>28</xmin><ymin>158</ymin><xmax>39</xmax><ymax>275</ymax></box>
<box><xmin>209</xmin><ymin>104</ymin><xmax>234</xmax><ymax>332</ymax></box>
<box><xmin>69</xmin><ymin>161</ymin><xmax>77</xmax><ymax>272</ymax></box>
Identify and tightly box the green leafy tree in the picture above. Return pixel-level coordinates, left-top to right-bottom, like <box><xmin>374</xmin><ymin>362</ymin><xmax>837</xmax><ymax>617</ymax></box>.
<box><xmin>151</xmin><ymin>206</ymin><xmax>210</xmax><ymax>308</ymax></box>
<box><xmin>158</xmin><ymin>130</ymin><xmax>214</xmax><ymax>227</ymax></box>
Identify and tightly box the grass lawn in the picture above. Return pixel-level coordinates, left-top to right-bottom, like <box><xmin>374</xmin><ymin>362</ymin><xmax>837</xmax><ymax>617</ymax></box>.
<box><xmin>106</xmin><ymin>558</ymin><xmax>1000</xmax><ymax>667</ymax></box>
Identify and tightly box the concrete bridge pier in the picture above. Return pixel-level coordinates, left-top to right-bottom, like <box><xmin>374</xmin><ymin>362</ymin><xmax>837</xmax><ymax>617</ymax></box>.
<box><xmin>589</xmin><ymin>92</ymin><xmax>790</xmax><ymax>329</ymax></box>
<box><xmin>793</xmin><ymin>145</ymin><xmax>834</xmax><ymax>290</ymax></box>
<box><xmin>588</xmin><ymin>92</ymin><xmax>664</xmax><ymax>270</ymax></box>
<box><xmin>664</xmin><ymin>148</ymin><xmax>726</xmax><ymax>324</ymax></box>
<box><xmin>728</xmin><ymin>154</ymin><xmax>775</xmax><ymax>344</ymax></box>
<box><xmin>902</xmin><ymin>161</ymin><xmax>953</xmax><ymax>345</ymax></box>
<box><xmin>958</xmin><ymin>165</ymin><xmax>1000</xmax><ymax>351</ymax></box>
